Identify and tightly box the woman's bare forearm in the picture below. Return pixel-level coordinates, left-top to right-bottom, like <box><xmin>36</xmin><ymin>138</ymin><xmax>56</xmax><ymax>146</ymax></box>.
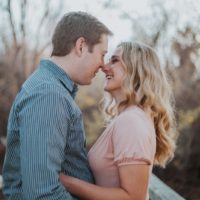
<box><xmin>60</xmin><ymin>174</ymin><xmax>132</xmax><ymax>200</ymax></box>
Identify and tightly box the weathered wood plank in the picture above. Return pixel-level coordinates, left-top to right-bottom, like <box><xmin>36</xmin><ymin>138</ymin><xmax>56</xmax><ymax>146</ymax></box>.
<box><xmin>149</xmin><ymin>174</ymin><xmax>186</xmax><ymax>200</ymax></box>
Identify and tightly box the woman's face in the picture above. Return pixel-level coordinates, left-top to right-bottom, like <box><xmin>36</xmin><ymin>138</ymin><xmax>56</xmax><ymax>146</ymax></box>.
<box><xmin>102</xmin><ymin>47</ymin><xmax>126</xmax><ymax>98</ymax></box>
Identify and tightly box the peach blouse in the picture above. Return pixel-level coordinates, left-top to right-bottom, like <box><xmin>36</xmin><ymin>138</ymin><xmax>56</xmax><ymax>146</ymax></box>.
<box><xmin>88</xmin><ymin>106</ymin><xmax>156</xmax><ymax>198</ymax></box>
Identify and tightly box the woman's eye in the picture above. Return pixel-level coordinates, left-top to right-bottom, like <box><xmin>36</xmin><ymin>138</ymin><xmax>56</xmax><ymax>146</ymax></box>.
<box><xmin>111</xmin><ymin>59</ymin><xmax>118</xmax><ymax>64</ymax></box>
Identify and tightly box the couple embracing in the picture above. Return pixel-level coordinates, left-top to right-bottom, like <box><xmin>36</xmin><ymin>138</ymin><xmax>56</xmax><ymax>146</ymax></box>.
<box><xmin>3</xmin><ymin>11</ymin><xmax>176</xmax><ymax>200</ymax></box>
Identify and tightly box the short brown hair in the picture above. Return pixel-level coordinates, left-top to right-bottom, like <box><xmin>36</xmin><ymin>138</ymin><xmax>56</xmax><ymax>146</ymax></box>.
<box><xmin>51</xmin><ymin>11</ymin><xmax>112</xmax><ymax>56</ymax></box>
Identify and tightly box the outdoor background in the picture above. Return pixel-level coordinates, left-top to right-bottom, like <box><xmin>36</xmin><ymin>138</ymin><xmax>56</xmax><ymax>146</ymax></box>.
<box><xmin>0</xmin><ymin>0</ymin><xmax>200</xmax><ymax>199</ymax></box>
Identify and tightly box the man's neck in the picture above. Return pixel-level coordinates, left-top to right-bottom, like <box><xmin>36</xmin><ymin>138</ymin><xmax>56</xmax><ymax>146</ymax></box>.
<box><xmin>49</xmin><ymin>56</ymin><xmax>78</xmax><ymax>83</ymax></box>
<box><xmin>49</xmin><ymin>55</ymin><xmax>81</xmax><ymax>85</ymax></box>
<box><xmin>49</xmin><ymin>56</ymin><xmax>69</xmax><ymax>73</ymax></box>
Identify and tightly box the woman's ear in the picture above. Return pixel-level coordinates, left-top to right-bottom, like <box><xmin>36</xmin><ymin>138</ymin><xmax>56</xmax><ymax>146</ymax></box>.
<box><xmin>74</xmin><ymin>37</ymin><xmax>87</xmax><ymax>57</ymax></box>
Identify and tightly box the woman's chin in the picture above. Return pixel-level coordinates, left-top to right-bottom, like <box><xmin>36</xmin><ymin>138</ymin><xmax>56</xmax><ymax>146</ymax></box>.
<box><xmin>104</xmin><ymin>86</ymin><xmax>111</xmax><ymax>93</ymax></box>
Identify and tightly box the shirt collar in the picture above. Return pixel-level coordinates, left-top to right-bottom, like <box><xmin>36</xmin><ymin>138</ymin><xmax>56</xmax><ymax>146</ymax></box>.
<box><xmin>39</xmin><ymin>59</ymin><xmax>78</xmax><ymax>98</ymax></box>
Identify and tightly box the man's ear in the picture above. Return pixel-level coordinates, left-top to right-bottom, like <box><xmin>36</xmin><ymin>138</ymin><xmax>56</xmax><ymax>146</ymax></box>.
<box><xmin>74</xmin><ymin>37</ymin><xmax>87</xmax><ymax>56</ymax></box>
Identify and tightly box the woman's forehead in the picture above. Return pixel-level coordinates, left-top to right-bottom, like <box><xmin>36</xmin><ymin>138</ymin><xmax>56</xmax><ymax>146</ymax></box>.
<box><xmin>112</xmin><ymin>47</ymin><xmax>122</xmax><ymax>57</ymax></box>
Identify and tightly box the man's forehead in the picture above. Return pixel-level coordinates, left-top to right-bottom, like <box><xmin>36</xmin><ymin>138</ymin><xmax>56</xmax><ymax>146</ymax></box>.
<box><xmin>100</xmin><ymin>34</ymin><xmax>108</xmax><ymax>47</ymax></box>
<box><xmin>92</xmin><ymin>34</ymin><xmax>108</xmax><ymax>53</ymax></box>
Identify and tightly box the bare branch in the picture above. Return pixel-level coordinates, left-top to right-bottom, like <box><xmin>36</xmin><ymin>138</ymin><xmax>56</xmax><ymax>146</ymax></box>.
<box><xmin>30</xmin><ymin>40</ymin><xmax>51</xmax><ymax>74</ymax></box>
<box><xmin>0</xmin><ymin>33</ymin><xmax>9</xmax><ymax>53</ymax></box>
<box><xmin>6</xmin><ymin>0</ymin><xmax>18</xmax><ymax>47</ymax></box>
<box><xmin>20</xmin><ymin>0</ymin><xmax>27</xmax><ymax>39</ymax></box>
<box><xmin>102</xmin><ymin>0</ymin><xmax>117</xmax><ymax>9</ymax></box>
<box><xmin>34</xmin><ymin>0</ymin><xmax>50</xmax><ymax>51</ymax></box>
<box><xmin>38</xmin><ymin>41</ymin><xmax>51</xmax><ymax>55</ymax></box>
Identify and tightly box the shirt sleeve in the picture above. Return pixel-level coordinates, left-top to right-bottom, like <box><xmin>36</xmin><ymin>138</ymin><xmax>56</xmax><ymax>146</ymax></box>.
<box><xmin>112</xmin><ymin>111</ymin><xmax>154</xmax><ymax>166</ymax></box>
<box><xmin>18</xmin><ymin>85</ymin><xmax>74</xmax><ymax>200</ymax></box>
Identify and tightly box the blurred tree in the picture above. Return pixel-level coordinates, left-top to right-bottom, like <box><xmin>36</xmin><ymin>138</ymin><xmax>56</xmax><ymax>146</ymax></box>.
<box><xmin>171</xmin><ymin>26</ymin><xmax>200</xmax><ymax>109</ymax></box>
<box><xmin>0</xmin><ymin>0</ymin><xmax>63</xmax><ymax>86</ymax></box>
<box><xmin>0</xmin><ymin>0</ymin><xmax>63</xmax><ymax>138</ymax></box>
<box><xmin>76</xmin><ymin>74</ymin><xmax>106</xmax><ymax>148</ymax></box>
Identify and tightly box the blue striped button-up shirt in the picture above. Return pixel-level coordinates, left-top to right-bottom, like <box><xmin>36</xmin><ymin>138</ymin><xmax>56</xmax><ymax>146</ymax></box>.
<box><xmin>3</xmin><ymin>59</ymin><xmax>94</xmax><ymax>200</ymax></box>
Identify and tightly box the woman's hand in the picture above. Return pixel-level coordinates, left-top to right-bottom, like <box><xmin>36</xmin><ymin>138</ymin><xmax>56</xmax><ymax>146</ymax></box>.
<box><xmin>59</xmin><ymin>173</ymin><xmax>68</xmax><ymax>184</ymax></box>
<box><xmin>59</xmin><ymin>173</ymin><xmax>74</xmax><ymax>192</ymax></box>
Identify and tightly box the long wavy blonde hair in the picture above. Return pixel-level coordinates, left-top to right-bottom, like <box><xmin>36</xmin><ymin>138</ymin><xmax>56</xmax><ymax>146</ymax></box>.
<box><xmin>102</xmin><ymin>42</ymin><xmax>176</xmax><ymax>167</ymax></box>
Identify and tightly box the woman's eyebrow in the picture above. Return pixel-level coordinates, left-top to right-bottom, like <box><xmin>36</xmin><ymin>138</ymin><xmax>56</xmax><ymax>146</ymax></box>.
<box><xmin>111</xmin><ymin>55</ymin><xmax>120</xmax><ymax>59</ymax></box>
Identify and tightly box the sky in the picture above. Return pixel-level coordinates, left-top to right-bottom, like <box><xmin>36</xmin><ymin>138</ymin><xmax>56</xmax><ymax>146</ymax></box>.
<box><xmin>1</xmin><ymin>0</ymin><xmax>200</xmax><ymax>62</ymax></box>
<box><xmin>0</xmin><ymin>0</ymin><xmax>151</xmax><ymax>48</ymax></box>
<box><xmin>61</xmin><ymin>0</ymin><xmax>150</xmax><ymax>48</ymax></box>
<box><xmin>57</xmin><ymin>0</ymin><xmax>200</xmax><ymax>65</ymax></box>
<box><xmin>58</xmin><ymin>0</ymin><xmax>199</xmax><ymax>46</ymax></box>
<box><xmin>2</xmin><ymin>0</ymin><xmax>199</xmax><ymax>43</ymax></box>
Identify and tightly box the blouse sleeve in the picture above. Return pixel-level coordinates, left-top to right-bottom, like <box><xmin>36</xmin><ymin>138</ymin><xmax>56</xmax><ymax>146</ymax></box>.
<box><xmin>112</xmin><ymin>111</ymin><xmax>155</xmax><ymax>166</ymax></box>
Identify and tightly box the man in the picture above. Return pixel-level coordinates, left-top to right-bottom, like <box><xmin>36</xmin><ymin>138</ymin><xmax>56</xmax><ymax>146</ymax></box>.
<box><xmin>3</xmin><ymin>11</ymin><xmax>112</xmax><ymax>199</ymax></box>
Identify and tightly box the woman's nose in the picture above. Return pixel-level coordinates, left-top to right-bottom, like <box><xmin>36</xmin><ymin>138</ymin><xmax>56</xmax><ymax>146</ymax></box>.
<box><xmin>101</xmin><ymin>63</ymin><xmax>110</xmax><ymax>73</ymax></box>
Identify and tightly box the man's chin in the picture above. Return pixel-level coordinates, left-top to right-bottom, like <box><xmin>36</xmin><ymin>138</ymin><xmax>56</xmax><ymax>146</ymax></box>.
<box><xmin>79</xmin><ymin>80</ymin><xmax>92</xmax><ymax>86</ymax></box>
<box><xmin>86</xmin><ymin>79</ymin><xmax>92</xmax><ymax>85</ymax></box>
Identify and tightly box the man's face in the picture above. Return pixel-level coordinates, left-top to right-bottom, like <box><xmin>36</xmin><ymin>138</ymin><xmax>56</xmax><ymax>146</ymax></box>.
<box><xmin>78</xmin><ymin>34</ymin><xmax>108</xmax><ymax>85</ymax></box>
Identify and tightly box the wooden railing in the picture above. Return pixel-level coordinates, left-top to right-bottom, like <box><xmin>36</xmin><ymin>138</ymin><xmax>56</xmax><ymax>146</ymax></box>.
<box><xmin>149</xmin><ymin>174</ymin><xmax>185</xmax><ymax>200</ymax></box>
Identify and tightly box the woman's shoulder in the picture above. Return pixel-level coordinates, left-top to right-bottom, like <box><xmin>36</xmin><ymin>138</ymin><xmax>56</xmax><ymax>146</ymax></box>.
<box><xmin>113</xmin><ymin>106</ymin><xmax>155</xmax><ymax>136</ymax></box>
<box><xmin>116</xmin><ymin>106</ymin><xmax>148</xmax><ymax>122</ymax></box>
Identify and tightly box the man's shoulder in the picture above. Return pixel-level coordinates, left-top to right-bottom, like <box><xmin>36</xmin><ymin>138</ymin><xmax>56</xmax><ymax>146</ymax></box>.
<box><xmin>21</xmin><ymin>69</ymin><xmax>70</xmax><ymax>97</ymax></box>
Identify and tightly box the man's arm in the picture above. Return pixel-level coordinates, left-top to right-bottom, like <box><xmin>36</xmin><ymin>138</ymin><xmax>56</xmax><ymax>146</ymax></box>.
<box><xmin>19</xmin><ymin>86</ymin><xmax>74</xmax><ymax>200</ymax></box>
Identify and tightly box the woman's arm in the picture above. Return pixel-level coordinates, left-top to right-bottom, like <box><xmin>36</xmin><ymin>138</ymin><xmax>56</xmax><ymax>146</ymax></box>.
<box><xmin>60</xmin><ymin>164</ymin><xmax>149</xmax><ymax>200</ymax></box>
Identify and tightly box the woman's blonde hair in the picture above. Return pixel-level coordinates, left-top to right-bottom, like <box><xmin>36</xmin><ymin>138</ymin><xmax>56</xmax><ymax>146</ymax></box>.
<box><xmin>103</xmin><ymin>41</ymin><xmax>176</xmax><ymax>167</ymax></box>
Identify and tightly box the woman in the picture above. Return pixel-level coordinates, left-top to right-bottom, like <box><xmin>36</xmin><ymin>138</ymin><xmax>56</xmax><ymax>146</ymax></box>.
<box><xmin>60</xmin><ymin>42</ymin><xmax>176</xmax><ymax>200</ymax></box>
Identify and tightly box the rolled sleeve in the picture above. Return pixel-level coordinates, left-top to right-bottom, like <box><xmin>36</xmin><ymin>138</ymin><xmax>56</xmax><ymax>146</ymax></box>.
<box><xmin>18</xmin><ymin>85</ymin><xmax>74</xmax><ymax>200</ymax></box>
<box><xmin>112</xmin><ymin>111</ymin><xmax>154</xmax><ymax>167</ymax></box>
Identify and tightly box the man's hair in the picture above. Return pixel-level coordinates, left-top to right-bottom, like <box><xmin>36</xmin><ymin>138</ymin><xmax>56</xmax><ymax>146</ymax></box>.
<box><xmin>51</xmin><ymin>11</ymin><xmax>112</xmax><ymax>56</ymax></box>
